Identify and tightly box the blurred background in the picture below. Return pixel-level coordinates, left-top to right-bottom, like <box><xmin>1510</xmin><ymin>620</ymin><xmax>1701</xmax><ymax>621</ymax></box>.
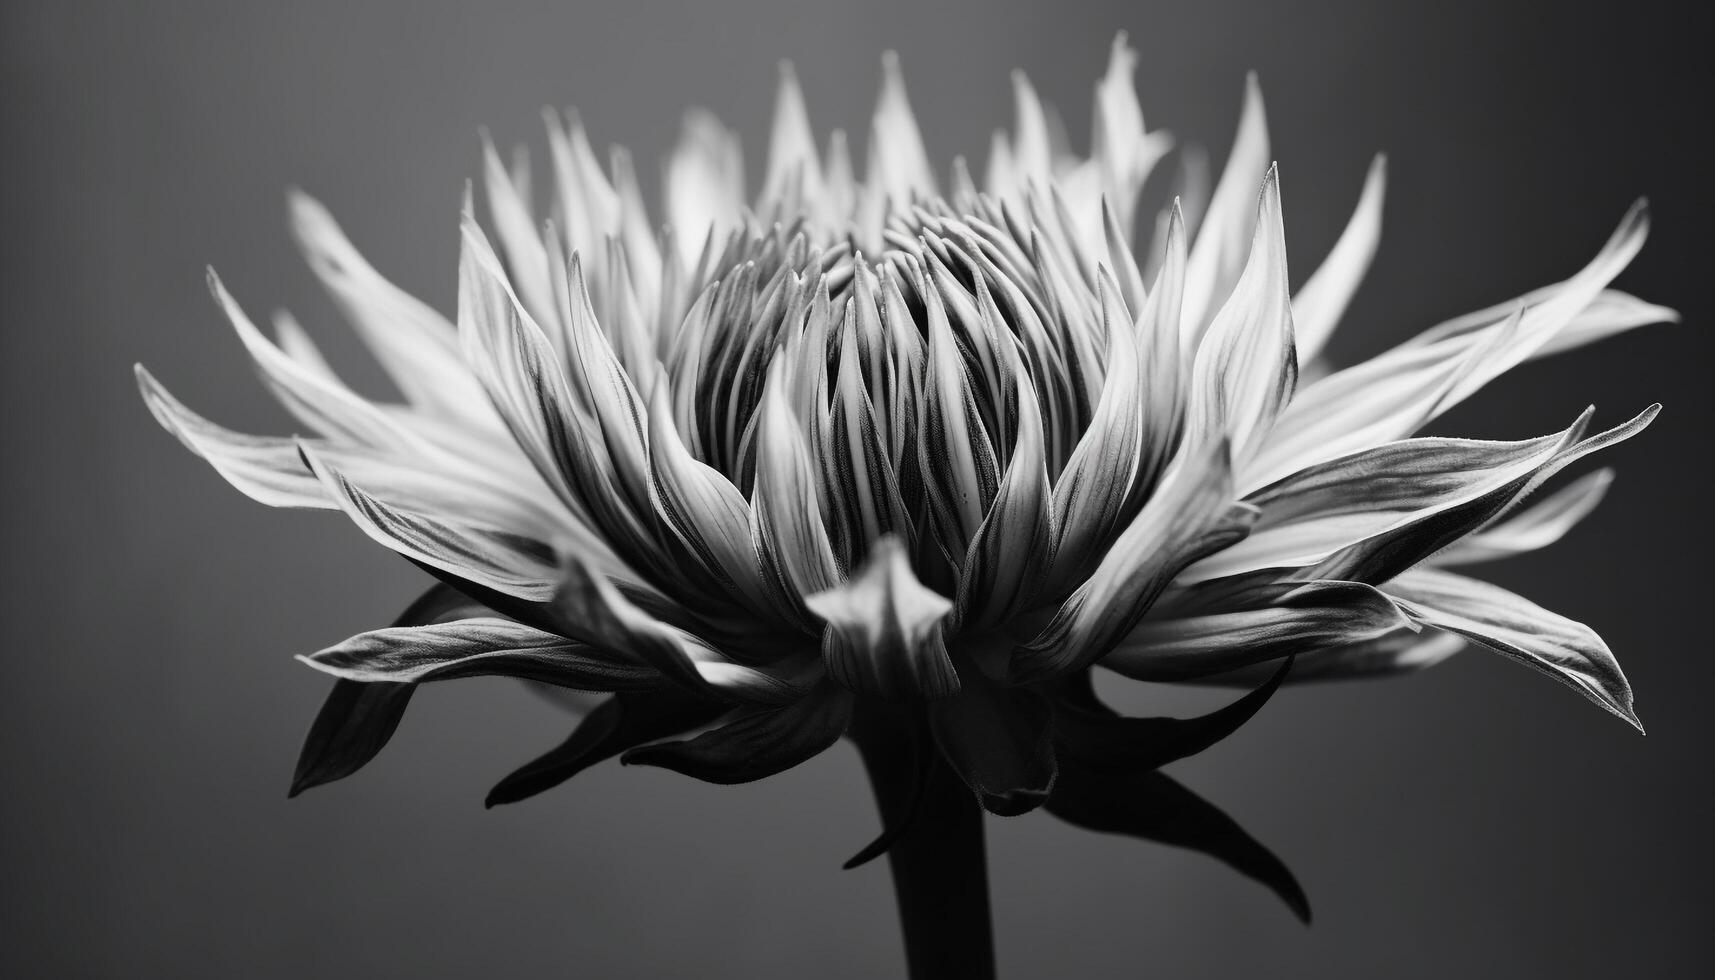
<box><xmin>4</xmin><ymin>0</ymin><xmax>1710</xmax><ymax>976</ymax></box>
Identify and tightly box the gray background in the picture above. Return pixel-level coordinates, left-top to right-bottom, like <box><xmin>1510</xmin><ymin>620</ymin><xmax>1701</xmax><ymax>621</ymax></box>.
<box><xmin>4</xmin><ymin>0</ymin><xmax>1711</xmax><ymax>976</ymax></box>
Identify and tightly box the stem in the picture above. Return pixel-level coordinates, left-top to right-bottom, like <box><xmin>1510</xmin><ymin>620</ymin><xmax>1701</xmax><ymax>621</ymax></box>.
<box><xmin>853</xmin><ymin>711</ymin><xmax>996</xmax><ymax>980</ymax></box>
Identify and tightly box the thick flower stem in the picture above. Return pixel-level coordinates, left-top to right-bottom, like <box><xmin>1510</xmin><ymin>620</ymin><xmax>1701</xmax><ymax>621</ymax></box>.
<box><xmin>853</xmin><ymin>712</ymin><xmax>995</xmax><ymax>980</ymax></box>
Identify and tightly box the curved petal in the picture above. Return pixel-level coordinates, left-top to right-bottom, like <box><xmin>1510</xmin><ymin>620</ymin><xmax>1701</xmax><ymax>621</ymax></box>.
<box><xmin>300</xmin><ymin>617</ymin><xmax>663</xmax><ymax>690</ymax></box>
<box><xmin>1433</xmin><ymin>468</ymin><xmax>1614</xmax><ymax>565</ymax></box>
<box><xmin>1384</xmin><ymin>568</ymin><xmax>1640</xmax><ymax>731</ymax></box>
<box><xmin>622</xmin><ymin>682</ymin><xmax>853</xmax><ymax>784</ymax></box>
<box><xmin>1292</xmin><ymin>153</ymin><xmax>1386</xmax><ymax>364</ymax></box>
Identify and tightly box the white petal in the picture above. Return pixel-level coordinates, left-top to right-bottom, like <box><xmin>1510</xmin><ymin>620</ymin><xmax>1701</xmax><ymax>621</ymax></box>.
<box><xmin>1433</xmin><ymin>468</ymin><xmax>1614</xmax><ymax>565</ymax></box>
<box><xmin>1292</xmin><ymin>154</ymin><xmax>1386</xmax><ymax>365</ymax></box>
<box><xmin>1181</xmin><ymin>73</ymin><xmax>1270</xmax><ymax>338</ymax></box>
<box><xmin>1184</xmin><ymin>165</ymin><xmax>1297</xmax><ymax>468</ymax></box>
<box><xmin>1385</xmin><ymin>567</ymin><xmax>1640</xmax><ymax>731</ymax></box>
<box><xmin>301</xmin><ymin>617</ymin><xmax>661</xmax><ymax>689</ymax></box>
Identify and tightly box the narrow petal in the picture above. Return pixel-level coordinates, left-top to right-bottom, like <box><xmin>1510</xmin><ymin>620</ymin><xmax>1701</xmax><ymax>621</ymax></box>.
<box><xmin>805</xmin><ymin>536</ymin><xmax>958</xmax><ymax>700</ymax></box>
<box><xmin>956</xmin><ymin>364</ymin><xmax>1054</xmax><ymax>629</ymax></box>
<box><xmin>289</xmin><ymin>583</ymin><xmax>481</xmax><ymax>797</ymax></box>
<box><xmin>1103</xmin><ymin>581</ymin><xmax>1413</xmax><ymax>682</ymax></box>
<box><xmin>1184</xmin><ymin>165</ymin><xmax>1297</xmax><ymax>468</ymax></box>
<box><xmin>1291</xmin><ymin>154</ymin><xmax>1386</xmax><ymax>364</ymax></box>
<box><xmin>1301</xmin><ymin>405</ymin><xmax>1656</xmax><ymax>585</ymax></box>
<box><xmin>1190</xmin><ymin>628</ymin><xmax>1465</xmax><ymax>687</ymax></box>
<box><xmin>551</xmin><ymin>549</ymin><xmax>805</xmax><ymax>705</ymax></box>
<box><xmin>486</xmin><ymin>690</ymin><xmax>721</xmax><ymax>807</ymax></box>
<box><xmin>1181</xmin><ymin>73</ymin><xmax>1270</xmax><ymax>336</ymax></box>
<box><xmin>751</xmin><ymin>361</ymin><xmax>842</xmax><ymax>610</ymax></box>
<box><xmin>622</xmin><ymin>682</ymin><xmax>853</xmax><ymax>784</ymax></box>
<box><xmin>1182</xmin><ymin>423</ymin><xmax>1580</xmax><ymax>582</ymax></box>
<box><xmin>1384</xmin><ymin>568</ymin><xmax>1641</xmax><ymax>730</ymax></box>
<box><xmin>1247</xmin><ymin>203</ymin><xmax>1651</xmax><ymax>490</ymax></box>
<box><xmin>301</xmin><ymin>443</ymin><xmax>562</xmax><ymax>601</ymax></box>
<box><xmin>762</xmin><ymin>61</ymin><xmax>823</xmax><ymax>208</ymax></box>
<box><xmin>300</xmin><ymin>617</ymin><xmax>663</xmax><ymax>690</ymax></box>
<box><xmin>286</xmin><ymin>190</ymin><xmax>490</xmax><ymax>423</ymax></box>
<box><xmin>1434</xmin><ymin>469</ymin><xmax>1614</xmax><ymax>565</ymax></box>
<box><xmin>1013</xmin><ymin>439</ymin><xmax>1252</xmax><ymax>683</ymax></box>
<box><xmin>866</xmin><ymin>51</ymin><xmax>937</xmax><ymax>205</ymax></box>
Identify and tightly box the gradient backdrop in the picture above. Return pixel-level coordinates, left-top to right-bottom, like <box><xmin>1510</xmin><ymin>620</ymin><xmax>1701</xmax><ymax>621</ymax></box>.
<box><xmin>4</xmin><ymin>1</ymin><xmax>1711</xmax><ymax>976</ymax></box>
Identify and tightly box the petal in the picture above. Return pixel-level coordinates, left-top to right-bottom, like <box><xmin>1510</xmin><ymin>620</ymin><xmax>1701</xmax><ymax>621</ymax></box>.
<box><xmin>1301</xmin><ymin>405</ymin><xmax>1656</xmax><ymax>585</ymax></box>
<box><xmin>1181</xmin><ymin>73</ymin><xmax>1270</xmax><ymax>336</ymax></box>
<box><xmin>1291</xmin><ymin>153</ymin><xmax>1386</xmax><ymax>365</ymax></box>
<box><xmin>929</xmin><ymin>667</ymin><xmax>1056</xmax><ymax>816</ymax></box>
<box><xmin>751</xmin><ymin>360</ymin><xmax>843</xmax><ymax>609</ymax></box>
<box><xmin>486</xmin><ymin>690</ymin><xmax>722</xmax><ymax>806</ymax></box>
<box><xmin>804</xmin><ymin>536</ymin><xmax>958</xmax><ymax>700</ymax></box>
<box><xmin>289</xmin><ymin>583</ymin><xmax>482</xmax><ymax>797</ymax></box>
<box><xmin>761</xmin><ymin>61</ymin><xmax>823</xmax><ymax>210</ymax></box>
<box><xmin>1046</xmin><ymin>766</ymin><xmax>1310</xmax><ymax>922</ymax></box>
<box><xmin>1384</xmin><ymin>568</ymin><xmax>1641</xmax><ymax>731</ymax></box>
<box><xmin>956</xmin><ymin>358</ymin><xmax>1054</xmax><ymax>629</ymax></box>
<box><xmin>1012</xmin><ymin>439</ymin><xmax>1252</xmax><ymax>683</ymax></box>
<box><xmin>1433</xmin><ymin>468</ymin><xmax>1614</xmax><ymax>565</ymax></box>
<box><xmin>286</xmin><ymin>191</ymin><xmax>491</xmax><ymax>424</ymax></box>
<box><xmin>1190</xmin><ymin>628</ymin><xmax>1465</xmax><ymax>687</ymax></box>
<box><xmin>299</xmin><ymin>617</ymin><xmax>663</xmax><ymax>690</ymax></box>
<box><xmin>209</xmin><ymin>270</ymin><xmax>422</xmax><ymax>451</ymax></box>
<box><xmin>1182</xmin><ymin>422</ymin><xmax>1582</xmax><ymax>582</ymax></box>
<box><xmin>480</xmin><ymin>132</ymin><xmax>555</xmax><ymax>328</ymax></box>
<box><xmin>301</xmin><ymin>443</ymin><xmax>563</xmax><ymax>601</ymax></box>
<box><xmin>554</xmin><ymin>547</ymin><xmax>808</xmax><ymax>705</ymax></box>
<box><xmin>1184</xmin><ymin>164</ymin><xmax>1297</xmax><ymax>468</ymax></box>
<box><xmin>1103</xmin><ymin>581</ymin><xmax>1413</xmax><ymax>682</ymax></box>
<box><xmin>664</xmin><ymin>109</ymin><xmax>745</xmax><ymax>268</ymax></box>
<box><xmin>1247</xmin><ymin>202</ymin><xmax>1651</xmax><ymax>491</ymax></box>
<box><xmin>621</xmin><ymin>682</ymin><xmax>853</xmax><ymax>784</ymax></box>
<box><xmin>1046</xmin><ymin>275</ymin><xmax>1146</xmax><ymax>593</ymax></box>
<box><xmin>866</xmin><ymin>51</ymin><xmax>936</xmax><ymax>207</ymax></box>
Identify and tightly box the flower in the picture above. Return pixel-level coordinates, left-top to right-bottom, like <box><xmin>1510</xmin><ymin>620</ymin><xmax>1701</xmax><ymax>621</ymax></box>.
<box><xmin>138</xmin><ymin>35</ymin><xmax>1674</xmax><ymax>924</ymax></box>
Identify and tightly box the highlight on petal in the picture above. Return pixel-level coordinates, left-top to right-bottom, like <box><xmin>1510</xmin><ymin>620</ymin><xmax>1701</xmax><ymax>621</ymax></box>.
<box><xmin>805</xmin><ymin>535</ymin><xmax>958</xmax><ymax>700</ymax></box>
<box><xmin>1292</xmin><ymin>153</ymin><xmax>1386</xmax><ymax>365</ymax></box>
<box><xmin>1104</xmin><ymin>582</ymin><xmax>1413</xmax><ymax>682</ymax></box>
<box><xmin>1182</xmin><ymin>72</ymin><xmax>1270</xmax><ymax>336</ymax></box>
<box><xmin>300</xmin><ymin>617</ymin><xmax>664</xmax><ymax>690</ymax></box>
<box><xmin>1385</xmin><ymin>568</ymin><xmax>1640</xmax><ymax>730</ymax></box>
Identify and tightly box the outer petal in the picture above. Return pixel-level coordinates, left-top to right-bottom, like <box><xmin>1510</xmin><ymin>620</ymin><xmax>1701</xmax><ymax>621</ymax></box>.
<box><xmin>1103</xmin><ymin>581</ymin><xmax>1413</xmax><ymax>682</ymax></box>
<box><xmin>805</xmin><ymin>536</ymin><xmax>958</xmax><ymax>700</ymax></box>
<box><xmin>1433</xmin><ymin>469</ymin><xmax>1614</xmax><ymax>565</ymax></box>
<box><xmin>1182</xmin><ymin>423</ymin><xmax>1581</xmax><ymax>582</ymax></box>
<box><xmin>299</xmin><ymin>617</ymin><xmax>663</xmax><ymax>690</ymax></box>
<box><xmin>550</xmin><ymin>549</ymin><xmax>806</xmax><ymax>706</ymax></box>
<box><xmin>1291</xmin><ymin>153</ymin><xmax>1386</xmax><ymax>365</ymax></box>
<box><xmin>930</xmin><ymin>668</ymin><xmax>1056</xmax><ymax>816</ymax></box>
<box><xmin>1385</xmin><ymin>567</ymin><xmax>1640</xmax><ymax>730</ymax></box>
<box><xmin>1190</xmin><ymin>628</ymin><xmax>1465</xmax><ymax>687</ymax></box>
<box><xmin>289</xmin><ymin>583</ymin><xmax>483</xmax><ymax>797</ymax></box>
<box><xmin>1182</xmin><ymin>73</ymin><xmax>1271</xmax><ymax>337</ymax></box>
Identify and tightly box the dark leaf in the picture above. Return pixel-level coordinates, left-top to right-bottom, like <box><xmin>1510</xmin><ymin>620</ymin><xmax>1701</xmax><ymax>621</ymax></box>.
<box><xmin>289</xmin><ymin>582</ymin><xmax>479</xmax><ymax>797</ymax></box>
<box><xmin>930</xmin><ymin>667</ymin><xmax>1056</xmax><ymax>816</ymax></box>
<box><xmin>621</xmin><ymin>683</ymin><xmax>852</xmax><ymax>784</ymax></box>
<box><xmin>486</xmin><ymin>689</ymin><xmax>720</xmax><ymax>807</ymax></box>
<box><xmin>1047</xmin><ymin>763</ymin><xmax>1311</xmax><ymax>922</ymax></box>
<box><xmin>1052</xmin><ymin>656</ymin><xmax>1293</xmax><ymax>772</ymax></box>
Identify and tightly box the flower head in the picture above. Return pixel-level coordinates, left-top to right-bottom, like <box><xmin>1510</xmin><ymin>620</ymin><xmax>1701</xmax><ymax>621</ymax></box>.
<box><xmin>139</xmin><ymin>35</ymin><xmax>1673</xmax><ymax>915</ymax></box>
